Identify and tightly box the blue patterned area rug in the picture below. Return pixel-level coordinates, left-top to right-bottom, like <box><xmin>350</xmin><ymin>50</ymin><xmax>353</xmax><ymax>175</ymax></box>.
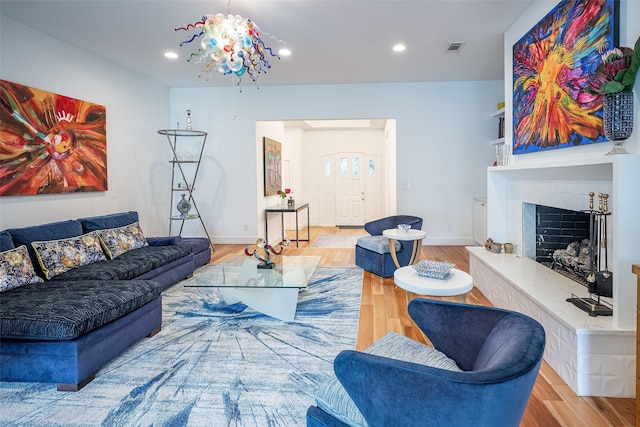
<box><xmin>0</xmin><ymin>265</ymin><xmax>363</xmax><ymax>426</ymax></box>
<box><xmin>311</xmin><ymin>234</ymin><xmax>366</xmax><ymax>248</ymax></box>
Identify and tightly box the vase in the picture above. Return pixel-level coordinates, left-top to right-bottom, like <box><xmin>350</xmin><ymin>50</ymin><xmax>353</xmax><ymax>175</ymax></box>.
<box><xmin>602</xmin><ymin>92</ymin><xmax>633</xmax><ymax>155</ymax></box>
<box><xmin>186</xmin><ymin>109</ymin><xmax>192</xmax><ymax>131</ymax></box>
<box><xmin>287</xmin><ymin>198</ymin><xmax>295</xmax><ymax>209</ymax></box>
<box><xmin>177</xmin><ymin>194</ymin><xmax>191</xmax><ymax>218</ymax></box>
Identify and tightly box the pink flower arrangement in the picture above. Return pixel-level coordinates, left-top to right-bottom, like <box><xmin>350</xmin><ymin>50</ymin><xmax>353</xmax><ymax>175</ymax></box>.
<box><xmin>277</xmin><ymin>188</ymin><xmax>292</xmax><ymax>199</ymax></box>
<box><xmin>588</xmin><ymin>37</ymin><xmax>640</xmax><ymax>94</ymax></box>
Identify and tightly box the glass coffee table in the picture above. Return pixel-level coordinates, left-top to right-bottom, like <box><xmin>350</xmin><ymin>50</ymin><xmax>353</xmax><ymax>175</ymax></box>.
<box><xmin>185</xmin><ymin>256</ymin><xmax>321</xmax><ymax>321</ymax></box>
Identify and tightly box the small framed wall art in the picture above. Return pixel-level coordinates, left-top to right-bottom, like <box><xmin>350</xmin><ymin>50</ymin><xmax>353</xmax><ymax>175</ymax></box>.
<box><xmin>263</xmin><ymin>137</ymin><xmax>282</xmax><ymax>196</ymax></box>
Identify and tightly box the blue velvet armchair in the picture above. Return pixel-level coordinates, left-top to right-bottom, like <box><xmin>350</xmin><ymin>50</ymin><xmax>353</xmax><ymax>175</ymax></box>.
<box><xmin>355</xmin><ymin>215</ymin><xmax>423</xmax><ymax>277</ymax></box>
<box><xmin>307</xmin><ymin>299</ymin><xmax>546</xmax><ymax>427</ymax></box>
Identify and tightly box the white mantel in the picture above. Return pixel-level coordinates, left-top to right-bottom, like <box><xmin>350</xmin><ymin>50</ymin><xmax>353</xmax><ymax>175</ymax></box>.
<box><xmin>486</xmin><ymin>155</ymin><xmax>640</xmax><ymax>330</ymax></box>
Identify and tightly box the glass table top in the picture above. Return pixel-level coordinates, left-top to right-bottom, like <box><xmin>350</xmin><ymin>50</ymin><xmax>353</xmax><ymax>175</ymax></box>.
<box><xmin>185</xmin><ymin>256</ymin><xmax>321</xmax><ymax>289</ymax></box>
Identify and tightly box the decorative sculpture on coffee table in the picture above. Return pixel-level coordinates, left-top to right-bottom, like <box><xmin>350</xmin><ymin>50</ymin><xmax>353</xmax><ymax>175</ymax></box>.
<box><xmin>245</xmin><ymin>237</ymin><xmax>290</xmax><ymax>269</ymax></box>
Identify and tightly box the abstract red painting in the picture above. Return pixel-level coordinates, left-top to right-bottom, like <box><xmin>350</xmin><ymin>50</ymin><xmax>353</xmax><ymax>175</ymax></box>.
<box><xmin>0</xmin><ymin>80</ymin><xmax>107</xmax><ymax>196</ymax></box>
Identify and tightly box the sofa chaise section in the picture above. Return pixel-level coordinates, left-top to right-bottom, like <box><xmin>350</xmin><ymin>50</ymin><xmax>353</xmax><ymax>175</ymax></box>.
<box><xmin>0</xmin><ymin>279</ymin><xmax>162</xmax><ymax>391</ymax></box>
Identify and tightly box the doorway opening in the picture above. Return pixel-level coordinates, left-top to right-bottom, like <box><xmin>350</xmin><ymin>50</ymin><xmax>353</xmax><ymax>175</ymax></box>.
<box><xmin>257</xmin><ymin>118</ymin><xmax>396</xmax><ymax>234</ymax></box>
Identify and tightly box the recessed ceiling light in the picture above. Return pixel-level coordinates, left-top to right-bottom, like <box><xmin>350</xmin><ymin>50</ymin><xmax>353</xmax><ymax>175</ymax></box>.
<box><xmin>279</xmin><ymin>48</ymin><xmax>292</xmax><ymax>56</ymax></box>
<box><xmin>164</xmin><ymin>51</ymin><xmax>179</xmax><ymax>59</ymax></box>
<box><xmin>393</xmin><ymin>44</ymin><xmax>406</xmax><ymax>52</ymax></box>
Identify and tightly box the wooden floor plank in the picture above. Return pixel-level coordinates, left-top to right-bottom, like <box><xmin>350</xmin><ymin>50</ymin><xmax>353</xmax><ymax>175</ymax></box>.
<box><xmin>210</xmin><ymin>227</ymin><xmax>635</xmax><ymax>427</ymax></box>
<box><xmin>583</xmin><ymin>396</ymin><xmax>635</xmax><ymax>427</ymax></box>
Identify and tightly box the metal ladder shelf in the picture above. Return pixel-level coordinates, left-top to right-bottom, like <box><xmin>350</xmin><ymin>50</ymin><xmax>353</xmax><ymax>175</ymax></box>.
<box><xmin>158</xmin><ymin>129</ymin><xmax>214</xmax><ymax>250</ymax></box>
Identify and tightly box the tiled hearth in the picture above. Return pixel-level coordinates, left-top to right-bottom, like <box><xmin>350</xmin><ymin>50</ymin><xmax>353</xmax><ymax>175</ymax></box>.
<box><xmin>467</xmin><ymin>247</ymin><xmax>634</xmax><ymax>397</ymax></box>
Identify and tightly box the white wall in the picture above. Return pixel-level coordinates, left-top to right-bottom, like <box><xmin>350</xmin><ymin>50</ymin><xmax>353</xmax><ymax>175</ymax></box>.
<box><xmin>0</xmin><ymin>15</ymin><xmax>503</xmax><ymax>244</ymax></box>
<box><xmin>384</xmin><ymin>119</ymin><xmax>398</xmax><ymax>215</ymax></box>
<box><xmin>170</xmin><ymin>80</ymin><xmax>501</xmax><ymax>244</ymax></box>
<box><xmin>0</xmin><ymin>16</ymin><xmax>171</xmax><ymax>235</ymax></box>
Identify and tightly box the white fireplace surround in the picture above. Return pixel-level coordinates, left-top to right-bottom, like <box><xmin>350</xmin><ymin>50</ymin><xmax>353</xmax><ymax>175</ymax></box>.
<box><xmin>471</xmin><ymin>155</ymin><xmax>640</xmax><ymax>397</ymax></box>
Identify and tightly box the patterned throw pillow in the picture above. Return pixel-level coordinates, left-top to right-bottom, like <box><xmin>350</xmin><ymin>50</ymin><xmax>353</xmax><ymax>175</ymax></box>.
<box><xmin>0</xmin><ymin>245</ymin><xmax>44</xmax><ymax>292</ymax></box>
<box><xmin>32</xmin><ymin>232</ymin><xmax>107</xmax><ymax>280</ymax></box>
<box><xmin>96</xmin><ymin>222</ymin><xmax>149</xmax><ymax>259</ymax></box>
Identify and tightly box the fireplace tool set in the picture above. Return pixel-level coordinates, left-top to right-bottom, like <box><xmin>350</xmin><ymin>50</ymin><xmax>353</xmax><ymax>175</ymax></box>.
<box><xmin>566</xmin><ymin>192</ymin><xmax>613</xmax><ymax>317</ymax></box>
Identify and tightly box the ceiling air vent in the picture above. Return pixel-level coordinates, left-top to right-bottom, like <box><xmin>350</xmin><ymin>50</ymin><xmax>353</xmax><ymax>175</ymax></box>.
<box><xmin>446</xmin><ymin>42</ymin><xmax>466</xmax><ymax>53</ymax></box>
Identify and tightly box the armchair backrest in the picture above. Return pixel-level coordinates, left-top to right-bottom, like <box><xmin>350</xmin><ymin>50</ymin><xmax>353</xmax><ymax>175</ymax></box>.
<box><xmin>321</xmin><ymin>300</ymin><xmax>546</xmax><ymax>427</ymax></box>
<box><xmin>473</xmin><ymin>314</ymin><xmax>543</xmax><ymax>375</ymax></box>
<box><xmin>408</xmin><ymin>299</ymin><xmax>545</xmax><ymax>377</ymax></box>
<box><xmin>364</xmin><ymin>215</ymin><xmax>423</xmax><ymax>236</ymax></box>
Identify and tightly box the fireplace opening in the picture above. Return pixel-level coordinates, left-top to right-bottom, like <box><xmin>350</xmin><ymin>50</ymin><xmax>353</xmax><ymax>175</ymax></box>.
<box><xmin>535</xmin><ymin>205</ymin><xmax>591</xmax><ymax>286</ymax></box>
<box><xmin>529</xmin><ymin>202</ymin><xmax>613</xmax><ymax>316</ymax></box>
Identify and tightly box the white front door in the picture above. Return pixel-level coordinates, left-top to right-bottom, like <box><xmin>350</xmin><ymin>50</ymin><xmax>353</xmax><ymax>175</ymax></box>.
<box><xmin>319</xmin><ymin>152</ymin><xmax>383</xmax><ymax>227</ymax></box>
<box><xmin>336</xmin><ymin>153</ymin><xmax>365</xmax><ymax>226</ymax></box>
<box><xmin>364</xmin><ymin>153</ymin><xmax>382</xmax><ymax>222</ymax></box>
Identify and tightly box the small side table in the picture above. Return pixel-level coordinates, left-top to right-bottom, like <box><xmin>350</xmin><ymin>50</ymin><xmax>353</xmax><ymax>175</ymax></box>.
<box><xmin>394</xmin><ymin>266</ymin><xmax>473</xmax><ymax>303</ymax></box>
<box><xmin>382</xmin><ymin>228</ymin><xmax>426</xmax><ymax>268</ymax></box>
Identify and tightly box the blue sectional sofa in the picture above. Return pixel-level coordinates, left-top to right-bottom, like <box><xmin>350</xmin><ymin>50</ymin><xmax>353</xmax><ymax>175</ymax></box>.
<box><xmin>0</xmin><ymin>211</ymin><xmax>211</xmax><ymax>391</ymax></box>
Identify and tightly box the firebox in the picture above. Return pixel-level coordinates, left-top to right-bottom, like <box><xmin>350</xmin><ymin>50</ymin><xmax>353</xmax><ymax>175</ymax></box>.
<box><xmin>534</xmin><ymin>204</ymin><xmax>594</xmax><ymax>286</ymax></box>
<box><xmin>527</xmin><ymin>201</ymin><xmax>614</xmax><ymax>316</ymax></box>
<box><xmin>535</xmin><ymin>205</ymin><xmax>591</xmax><ymax>267</ymax></box>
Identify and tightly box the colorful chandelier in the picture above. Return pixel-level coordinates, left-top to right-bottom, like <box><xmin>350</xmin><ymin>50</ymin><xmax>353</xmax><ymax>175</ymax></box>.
<box><xmin>176</xmin><ymin>13</ymin><xmax>281</xmax><ymax>87</ymax></box>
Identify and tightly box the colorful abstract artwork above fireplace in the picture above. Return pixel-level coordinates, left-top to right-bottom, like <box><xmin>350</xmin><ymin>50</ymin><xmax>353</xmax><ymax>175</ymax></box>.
<box><xmin>0</xmin><ymin>79</ymin><xmax>107</xmax><ymax>196</ymax></box>
<box><xmin>512</xmin><ymin>0</ymin><xmax>617</xmax><ymax>154</ymax></box>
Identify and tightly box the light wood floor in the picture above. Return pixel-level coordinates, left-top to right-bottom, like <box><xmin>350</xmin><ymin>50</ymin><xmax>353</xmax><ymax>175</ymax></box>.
<box><xmin>209</xmin><ymin>226</ymin><xmax>635</xmax><ymax>427</ymax></box>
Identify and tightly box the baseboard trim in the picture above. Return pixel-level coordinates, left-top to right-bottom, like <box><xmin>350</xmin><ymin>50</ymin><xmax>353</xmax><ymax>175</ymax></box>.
<box><xmin>424</xmin><ymin>237</ymin><xmax>477</xmax><ymax>246</ymax></box>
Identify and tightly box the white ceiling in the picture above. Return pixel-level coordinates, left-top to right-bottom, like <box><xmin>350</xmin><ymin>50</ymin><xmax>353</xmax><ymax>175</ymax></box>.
<box><xmin>0</xmin><ymin>0</ymin><xmax>533</xmax><ymax>88</ymax></box>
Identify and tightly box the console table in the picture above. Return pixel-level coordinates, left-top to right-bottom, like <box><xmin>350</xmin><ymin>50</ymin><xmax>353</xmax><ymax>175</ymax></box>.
<box><xmin>265</xmin><ymin>203</ymin><xmax>310</xmax><ymax>247</ymax></box>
